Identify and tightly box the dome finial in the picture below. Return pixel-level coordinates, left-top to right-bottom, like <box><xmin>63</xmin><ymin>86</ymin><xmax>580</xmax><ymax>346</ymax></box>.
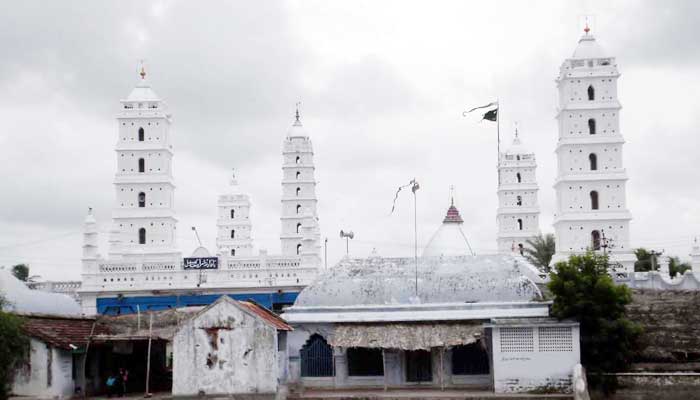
<box><xmin>449</xmin><ymin>185</ymin><xmax>455</xmax><ymax>207</ymax></box>
<box><xmin>583</xmin><ymin>16</ymin><xmax>591</xmax><ymax>34</ymax></box>
<box><xmin>139</xmin><ymin>59</ymin><xmax>146</xmax><ymax>80</ymax></box>
<box><xmin>295</xmin><ymin>101</ymin><xmax>301</xmax><ymax>124</ymax></box>
<box><xmin>514</xmin><ymin>121</ymin><xmax>519</xmax><ymax>138</ymax></box>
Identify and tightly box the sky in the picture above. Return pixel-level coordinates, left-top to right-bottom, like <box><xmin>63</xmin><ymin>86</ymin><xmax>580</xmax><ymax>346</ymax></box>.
<box><xmin>1</xmin><ymin>1</ymin><xmax>700</xmax><ymax>281</ymax></box>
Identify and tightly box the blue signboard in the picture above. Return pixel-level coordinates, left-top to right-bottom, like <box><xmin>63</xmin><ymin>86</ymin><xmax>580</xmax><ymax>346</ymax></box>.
<box><xmin>183</xmin><ymin>257</ymin><xmax>218</xmax><ymax>270</ymax></box>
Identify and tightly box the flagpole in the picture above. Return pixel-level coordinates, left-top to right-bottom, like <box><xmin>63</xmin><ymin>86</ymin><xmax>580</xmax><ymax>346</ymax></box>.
<box><xmin>496</xmin><ymin>99</ymin><xmax>500</xmax><ymax>185</ymax></box>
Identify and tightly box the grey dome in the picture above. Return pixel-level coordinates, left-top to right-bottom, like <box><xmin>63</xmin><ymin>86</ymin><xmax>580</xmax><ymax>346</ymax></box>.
<box><xmin>294</xmin><ymin>254</ymin><xmax>542</xmax><ymax>307</ymax></box>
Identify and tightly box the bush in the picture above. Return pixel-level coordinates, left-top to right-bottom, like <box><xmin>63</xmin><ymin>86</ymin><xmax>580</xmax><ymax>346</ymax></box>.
<box><xmin>548</xmin><ymin>252</ymin><xmax>641</xmax><ymax>391</ymax></box>
<box><xmin>0</xmin><ymin>296</ymin><xmax>28</xmax><ymax>400</ymax></box>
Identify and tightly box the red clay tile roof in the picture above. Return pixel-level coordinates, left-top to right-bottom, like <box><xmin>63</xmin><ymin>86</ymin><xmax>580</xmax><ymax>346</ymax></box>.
<box><xmin>20</xmin><ymin>314</ymin><xmax>111</xmax><ymax>350</ymax></box>
<box><xmin>240</xmin><ymin>301</ymin><xmax>292</xmax><ymax>331</ymax></box>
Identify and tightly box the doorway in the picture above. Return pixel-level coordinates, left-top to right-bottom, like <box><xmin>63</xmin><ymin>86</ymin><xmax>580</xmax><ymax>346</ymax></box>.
<box><xmin>405</xmin><ymin>350</ymin><xmax>432</xmax><ymax>382</ymax></box>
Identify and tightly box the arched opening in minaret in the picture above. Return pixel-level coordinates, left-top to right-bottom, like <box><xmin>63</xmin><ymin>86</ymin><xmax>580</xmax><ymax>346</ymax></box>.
<box><xmin>516</xmin><ymin>196</ymin><xmax>522</xmax><ymax>206</ymax></box>
<box><xmin>230</xmin><ymin>229</ymin><xmax>235</xmax><ymax>239</ymax></box>
<box><xmin>516</xmin><ymin>173</ymin><xmax>522</xmax><ymax>183</ymax></box>
<box><xmin>296</xmin><ymin>156</ymin><xmax>301</xmax><ymax>164</ymax></box>
<box><xmin>589</xmin><ymin>153</ymin><xmax>598</xmax><ymax>170</ymax></box>
<box><xmin>588</xmin><ymin>118</ymin><xmax>596</xmax><ymax>135</ymax></box>
<box><xmin>517</xmin><ymin>218</ymin><xmax>523</xmax><ymax>231</ymax></box>
<box><xmin>587</xmin><ymin>85</ymin><xmax>595</xmax><ymax>101</ymax></box>
<box><xmin>138</xmin><ymin>192</ymin><xmax>146</xmax><ymax>208</ymax></box>
<box><xmin>296</xmin><ymin>204</ymin><xmax>302</xmax><ymax>214</ymax></box>
<box><xmin>296</xmin><ymin>171</ymin><xmax>301</xmax><ymax>180</ymax></box>
<box><xmin>138</xmin><ymin>228</ymin><xmax>146</xmax><ymax>244</ymax></box>
<box><xmin>296</xmin><ymin>243</ymin><xmax>302</xmax><ymax>255</ymax></box>
<box><xmin>296</xmin><ymin>223</ymin><xmax>302</xmax><ymax>234</ymax></box>
<box><xmin>516</xmin><ymin>155</ymin><xmax>521</xmax><ymax>161</ymax></box>
<box><xmin>230</xmin><ymin>209</ymin><xmax>235</xmax><ymax>219</ymax></box>
<box><xmin>231</xmin><ymin>249</ymin><xmax>236</xmax><ymax>257</ymax></box>
<box><xmin>518</xmin><ymin>243</ymin><xmax>524</xmax><ymax>256</ymax></box>
<box><xmin>591</xmin><ymin>230</ymin><xmax>601</xmax><ymax>250</ymax></box>
<box><xmin>296</xmin><ymin>187</ymin><xmax>301</xmax><ymax>197</ymax></box>
<box><xmin>138</xmin><ymin>158</ymin><xmax>145</xmax><ymax>173</ymax></box>
<box><xmin>590</xmin><ymin>191</ymin><xmax>599</xmax><ymax>210</ymax></box>
<box><xmin>138</xmin><ymin>127</ymin><xmax>145</xmax><ymax>141</ymax></box>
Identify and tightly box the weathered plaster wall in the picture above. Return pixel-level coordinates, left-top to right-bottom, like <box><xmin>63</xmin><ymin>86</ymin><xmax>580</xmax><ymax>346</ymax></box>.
<box><xmin>172</xmin><ymin>301</ymin><xmax>278</xmax><ymax>396</ymax></box>
<box><xmin>13</xmin><ymin>338</ymin><xmax>75</xmax><ymax>399</ymax></box>
<box><xmin>628</xmin><ymin>289</ymin><xmax>700</xmax><ymax>362</ymax></box>
<box><xmin>491</xmin><ymin>325</ymin><xmax>580</xmax><ymax>393</ymax></box>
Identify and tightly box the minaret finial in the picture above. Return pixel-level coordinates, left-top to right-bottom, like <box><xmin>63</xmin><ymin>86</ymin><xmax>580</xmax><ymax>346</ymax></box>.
<box><xmin>584</xmin><ymin>16</ymin><xmax>590</xmax><ymax>34</ymax></box>
<box><xmin>449</xmin><ymin>185</ymin><xmax>455</xmax><ymax>206</ymax></box>
<box><xmin>295</xmin><ymin>101</ymin><xmax>301</xmax><ymax>123</ymax></box>
<box><xmin>88</xmin><ymin>207</ymin><xmax>93</xmax><ymax>215</ymax></box>
<box><xmin>514</xmin><ymin>121</ymin><xmax>519</xmax><ymax>138</ymax></box>
<box><xmin>139</xmin><ymin>60</ymin><xmax>146</xmax><ymax>80</ymax></box>
<box><xmin>230</xmin><ymin>168</ymin><xmax>238</xmax><ymax>186</ymax></box>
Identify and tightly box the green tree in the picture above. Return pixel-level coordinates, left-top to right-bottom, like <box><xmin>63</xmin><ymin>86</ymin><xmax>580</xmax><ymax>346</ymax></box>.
<box><xmin>668</xmin><ymin>257</ymin><xmax>692</xmax><ymax>278</ymax></box>
<box><xmin>633</xmin><ymin>248</ymin><xmax>658</xmax><ymax>272</ymax></box>
<box><xmin>523</xmin><ymin>233</ymin><xmax>556</xmax><ymax>272</ymax></box>
<box><xmin>0</xmin><ymin>295</ymin><xmax>28</xmax><ymax>400</ymax></box>
<box><xmin>548</xmin><ymin>252</ymin><xmax>641</xmax><ymax>390</ymax></box>
<box><xmin>11</xmin><ymin>264</ymin><xmax>29</xmax><ymax>282</ymax></box>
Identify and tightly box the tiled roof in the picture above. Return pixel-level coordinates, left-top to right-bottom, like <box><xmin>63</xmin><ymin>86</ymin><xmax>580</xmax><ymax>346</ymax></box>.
<box><xmin>240</xmin><ymin>301</ymin><xmax>292</xmax><ymax>331</ymax></box>
<box><xmin>20</xmin><ymin>314</ymin><xmax>111</xmax><ymax>350</ymax></box>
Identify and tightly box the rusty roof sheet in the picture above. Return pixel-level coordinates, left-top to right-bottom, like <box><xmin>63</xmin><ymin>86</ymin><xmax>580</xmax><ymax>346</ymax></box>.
<box><xmin>240</xmin><ymin>300</ymin><xmax>292</xmax><ymax>331</ymax></box>
<box><xmin>20</xmin><ymin>314</ymin><xmax>110</xmax><ymax>350</ymax></box>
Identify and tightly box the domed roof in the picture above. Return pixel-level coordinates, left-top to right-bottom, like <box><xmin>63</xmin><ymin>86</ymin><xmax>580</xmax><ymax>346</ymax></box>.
<box><xmin>293</xmin><ymin>254</ymin><xmax>543</xmax><ymax>307</ymax></box>
<box><xmin>572</xmin><ymin>32</ymin><xmax>606</xmax><ymax>60</ymax></box>
<box><xmin>503</xmin><ymin>131</ymin><xmax>531</xmax><ymax>156</ymax></box>
<box><xmin>287</xmin><ymin>109</ymin><xmax>309</xmax><ymax>138</ymax></box>
<box><xmin>126</xmin><ymin>67</ymin><xmax>161</xmax><ymax>102</ymax></box>
<box><xmin>422</xmin><ymin>201</ymin><xmax>473</xmax><ymax>257</ymax></box>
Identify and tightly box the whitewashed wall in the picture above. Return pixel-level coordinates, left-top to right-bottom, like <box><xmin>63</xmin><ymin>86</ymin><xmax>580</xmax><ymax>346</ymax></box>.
<box><xmin>491</xmin><ymin>323</ymin><xmax>580</xmax><ymax>393</ymax></box>
<box><xmin>13</xmin><ymin>338</ymin><xmax>75</xmax><ymax>399</ymax></box>
<box><xmin>172</xmin><ymin>299</ymin><xmax>278</xmax><ymax>396</ymax></box>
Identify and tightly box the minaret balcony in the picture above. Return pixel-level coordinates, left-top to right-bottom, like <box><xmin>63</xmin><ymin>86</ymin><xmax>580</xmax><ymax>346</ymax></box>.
<box><xmin>497</xmin><ymin>206</ymin><xmax>540</xmax><ymax>215</ymax></box>
<box><xmin>553</xmin><ymin>210</ymin><xmax>632</xmax><ymax>224</ymax></box>
<box><xmin>114</xmin><ymin>174</ymin><xmax>175</xmax><ymax>185</ymax></box>
<box><xmin>554</xmin><ymin>171</ymin><xmax>628</xmax><ymax>185</ymax></box>
<box><xmin>281</xmin><ymin>179</ymin><xmax>317</xmax><ymax>185</ymax></box>
<box><xmin>555</xmin><ymin>101</ymin><xmax>621</xmax><ymax>115</ymax></box>
<box><xmin>555</xmin><ymin>136</ymin><xmax>625</xmax><ymax>148</ymax></box>
<box><xmin>112</xmin><ymin>209</ymin><xmax>177</xmax><ymax>219</ymax></box>
<box><xmin>497</xmin><ymin>183</ymin><xmax>539</xmax><ymax>192</ymax></box>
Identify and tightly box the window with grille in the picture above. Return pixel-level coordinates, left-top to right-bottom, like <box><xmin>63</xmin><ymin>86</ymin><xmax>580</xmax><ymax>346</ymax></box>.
<box><xmin>538</xmin><ymin>327</ymin><xmax>573</xmax><ymax>352</ymax></box>
<box><xmin>500</xmin><ymin>327</ymin><xmax>534</xmax><ymax>353</ymax></box>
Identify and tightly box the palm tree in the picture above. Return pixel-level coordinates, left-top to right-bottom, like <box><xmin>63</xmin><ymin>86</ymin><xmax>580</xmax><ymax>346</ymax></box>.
<box><xmin>523</xmin><ymin>234</ymin><xmax>556</xmax><ymax>272</ymax></box>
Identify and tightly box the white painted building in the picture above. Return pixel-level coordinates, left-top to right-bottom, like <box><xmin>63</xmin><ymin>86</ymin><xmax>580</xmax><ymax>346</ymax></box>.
<box><xmin>497</xmin><ymin>131</ymin><xmax>541</xmax><ymax>255</ymax></box>
<box><xmin>172</xmin><ymin>296</ymin><xmax>291</xmax><ymax>397</ymax></box>
<box><xmin>552</xmin><ymin>27</ymin><xmax>635</xmax><ymax>271</ymax></box>
<box><xmin>78</xmin><ymin>69</ymin><xmax>322</xmax><ymax>315</ymax></box>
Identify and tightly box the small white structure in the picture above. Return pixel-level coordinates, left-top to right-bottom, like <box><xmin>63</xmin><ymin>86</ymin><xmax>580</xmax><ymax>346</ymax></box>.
<box><xmin>216</xmin><ymin>170</ymin><xmax>254</xmax><ymax>258</ymax></box>
<box><xmin>172</xmin><ymin>296</ymin><xmax>292</xmax><ymax>397</ymax></box>
<box><xmin>497</xmin><ymin>130</ymin><xmax>541</xmax><ymax>255</ymax></box>
<box><xmin>552</xmin><ymin>26</ymin><xmax>635</xmax><ymax>271</ymax></box>
<box><xmin>691</xmin><ymin>237</ymin><xmax>700</xmax><ymax>272</ymax></box>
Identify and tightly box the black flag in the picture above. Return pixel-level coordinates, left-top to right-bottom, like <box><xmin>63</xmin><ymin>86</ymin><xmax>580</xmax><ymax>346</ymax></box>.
<box><xmin>463</xmin><ymin>101</ymin><xmax>498</xmax><ymax>122</ymax></box>
<box><xmin>482</xmin><ymin>108</ymin><xmax>497</xmax><ymax>122</ymax></box>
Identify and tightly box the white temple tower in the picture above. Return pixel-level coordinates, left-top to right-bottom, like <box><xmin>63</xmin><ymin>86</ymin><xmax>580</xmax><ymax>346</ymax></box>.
<box><xmin>280</xmin><ymin>108</ymin><xmax>319</xmax><ymax>256</ymax></box>
<box><xmin>552</xmin><ymin>26</ymin><xmax>634</xmax><ymax>270</ymax></box>
<box><xmin>216</xmin><ymin>170</ymin><xmax>254</xmax><ymax>257</ymax></box>
<box><xmin>81</xmin><ymin>208</ymin><xmax>100</xmax><ymax>274</ymax></box>
<box><xmin>110</xmin><ymin>66</ymin><xmax>179</xmax><ymax>260</ymax></box>
<box><xmin>497</xmin><ymin>130</ymin><xmax>541</xmax><ymax>255</ymax></box>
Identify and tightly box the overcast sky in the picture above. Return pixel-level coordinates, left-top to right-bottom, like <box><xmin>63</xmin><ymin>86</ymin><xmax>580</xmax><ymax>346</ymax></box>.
<box><xmin>1</xmin><ymin>1</ymin><xmax>699</xmax><ymax>281</ymax></box>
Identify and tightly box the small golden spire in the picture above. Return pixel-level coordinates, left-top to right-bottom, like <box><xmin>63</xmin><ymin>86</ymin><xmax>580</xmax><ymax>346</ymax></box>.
<box><xmin>584</xmin><ymin>17</ymin><xmax>590</xmax><ymax>34</ymax></box>
<box><xmin>140</xmin><ymin>65</ymin><xmax>146</xmax><ymax>80</ymax></box>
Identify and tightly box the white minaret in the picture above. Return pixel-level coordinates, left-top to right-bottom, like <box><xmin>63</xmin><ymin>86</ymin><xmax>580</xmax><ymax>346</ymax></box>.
<box><xmin>552</xmin><ymin>26</ymin><xmax>635</xmax><ymax>270</ymax></box>
<box><xmin>280</xmin><ymin>107</ymin><xmax>319</xmax><ymax>256</ymax></box>
<box><xmin>216</xmin><ymin>170</ymin><xmax>254</xmax><ymax>257</ymax></box>
<box><xmin>497</xmin><ymin>129</ymin><xmax>541</xmax><ymax>254</ymax></box>
<box><xmin>81</xmin><ymin>208</ymin><xmax>100</xmax><ymax>274</ymax></box>
<box><xmin>110</xmin><ymin>65</ymin><xmax>179</xmax><ymax>260</ymax></box>
<box><xmin>690</xmin><ymin>237</ymin><xmax>700</xmax><ymax>272</ymax></box>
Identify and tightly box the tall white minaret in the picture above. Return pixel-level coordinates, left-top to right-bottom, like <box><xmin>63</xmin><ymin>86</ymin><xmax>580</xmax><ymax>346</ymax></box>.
<box><xmin>497</xmin><ymin>129</ymin><xmax>541</xmax><ymax>254</ymax></box>
<box><xmin>81</xmin><ymin>207</ymin><xmax>100</xmax><ymax>274</ymax></box>
<box><xmin>216</xmin><ymin>170</ymin><xmax>254</xmax><ymax>258</ymax></box>
<box><xmin>110</xmin><ymin>65</ymin><xmax>179</xmax><ymax>260</ymax></box>
<box><xmin>280</xmin><ymin>107</ymin><xmax>319</xmax><ymax>256</ymax></box>
<box><xmin>552</xmin><ymin>25</ymin><xmax>635</xmax><ymax>270</ymax></box>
